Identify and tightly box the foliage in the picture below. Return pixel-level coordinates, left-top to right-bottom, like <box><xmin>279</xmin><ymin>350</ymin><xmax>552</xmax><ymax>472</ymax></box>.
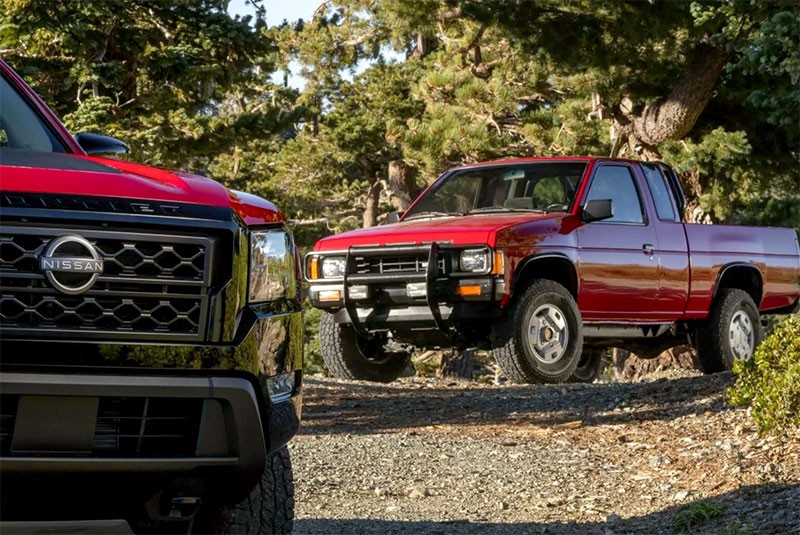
<box><xmin>673</xmin><ymin>501</ymin><xmax>729</xmax><ymax>533</ymax></box>
<box><xmin>3</xmin><ymin>0</ymin><xmax>798</xmax><ymax>236</ymax></box>
<box><xmin>728</xmin><ymin>316</ymin><xmax>800</xmax><ymax>435</ymax></box>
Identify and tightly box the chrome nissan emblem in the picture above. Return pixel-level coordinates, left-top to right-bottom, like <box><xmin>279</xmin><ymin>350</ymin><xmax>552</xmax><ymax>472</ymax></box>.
<box><xmin>40</xmin><ymin>235</ymin><xmax>104</xmax><ymax>295</ymax></box>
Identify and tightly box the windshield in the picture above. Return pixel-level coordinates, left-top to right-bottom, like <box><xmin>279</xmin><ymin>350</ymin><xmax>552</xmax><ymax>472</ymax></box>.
<box><xmin>404</xmin><ymin>162</ymin><xmax>588</xmax><ymax>220</ymax></box>
<box><xmin>0</xmin><ymin>74</ymin><xmax>67</xmax><ymax>154</ymax></box>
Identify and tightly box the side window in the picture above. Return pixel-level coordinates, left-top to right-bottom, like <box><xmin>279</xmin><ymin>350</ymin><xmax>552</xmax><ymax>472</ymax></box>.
<box><xmin>585</xmin><ymin>166</ymin><xmax>644</xmax><ymax>224</ymax></box>
<box><xmin>642</xmin><ymin>163</ymin><xmax>676</xmax><ymax>221</ymax></box>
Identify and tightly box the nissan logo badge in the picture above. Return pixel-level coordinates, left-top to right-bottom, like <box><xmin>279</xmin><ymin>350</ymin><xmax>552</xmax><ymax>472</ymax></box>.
<box><xmin>39</xmin><ymin>235</ymin><xmax>104</xmax><ymax>295</ymax></box>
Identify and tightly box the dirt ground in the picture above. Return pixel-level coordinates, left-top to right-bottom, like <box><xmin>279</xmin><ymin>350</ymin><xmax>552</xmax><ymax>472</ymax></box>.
<box><xmin>288</xmin><ymin>370</ymin><xmax>799</xmax><ymax>534</ymax></box>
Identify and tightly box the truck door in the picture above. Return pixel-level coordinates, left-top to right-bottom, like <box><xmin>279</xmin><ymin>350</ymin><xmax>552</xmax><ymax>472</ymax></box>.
<box><xmin>639</xmin><ymin>163</ymin><xmax>690</xmax><ymax>319</ymax></box>
<box><xmin>576</xmin><ymin>163</ymin><xmax>660</xmax><ymax>321</ymax></box>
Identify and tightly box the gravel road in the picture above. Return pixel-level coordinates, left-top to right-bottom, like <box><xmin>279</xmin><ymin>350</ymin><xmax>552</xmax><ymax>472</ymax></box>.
<box><xmin>288</xmin><ymin>370</ymin><xmax>799</xmax><ymax>535</ymax></box>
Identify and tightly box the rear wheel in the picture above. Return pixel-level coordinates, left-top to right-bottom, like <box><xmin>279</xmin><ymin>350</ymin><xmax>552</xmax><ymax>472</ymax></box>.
<box><xmin>568</xmin><ymin>349</ymin><xmax>607</xmax><ymax>383</ymax></box>
<box><xmin>492</xmin><ymin>280</ymin><xmax>583</xmax><ymax>384</ymax></box>
<box><xmin>319</xmin><ymin>312</ymin><xmax>410</xmax><ymax>382</ymax></box>
<box><xmin>696</xmin><ymin>288</ymin><xmax>762</xmax><ymax>373</ymax></box>
<box><xmin>194</xmin><ymin>448</ymin><xmax>294</xmax><ymax>534</ymax></box>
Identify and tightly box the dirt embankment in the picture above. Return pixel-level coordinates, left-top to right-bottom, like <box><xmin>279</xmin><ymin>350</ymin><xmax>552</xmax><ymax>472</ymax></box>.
<box><xmin>289</xmin><ymin>370</ymin><xmax>799</xmax><ymax>534</ymax></box>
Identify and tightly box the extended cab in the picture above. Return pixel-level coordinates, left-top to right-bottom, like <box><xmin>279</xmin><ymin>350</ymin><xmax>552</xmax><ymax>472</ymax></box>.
<box><xmin>0</xmin><ymin>61</ymin><xmax>301</xmax><ymax>533</ymax></box>
<box><xmin>306</xmin><ymin>157</ymin><xmax>800</xmax><ymax>384</ymax></box>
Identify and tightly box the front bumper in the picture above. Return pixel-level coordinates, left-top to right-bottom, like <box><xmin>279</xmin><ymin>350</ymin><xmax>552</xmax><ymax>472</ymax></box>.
<box><xmin>306</xmin><ymin>243</ymin><xmax>505</xmax><ymax>331</ymax></box>
<box><xmin>0</xmin><ymin>306</ymin><xmax>303</xmax><ymax>507</ymax></box>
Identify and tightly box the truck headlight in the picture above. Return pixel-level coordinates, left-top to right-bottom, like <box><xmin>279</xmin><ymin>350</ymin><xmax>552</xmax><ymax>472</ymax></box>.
<box><xmin>249</xmin><ymin>229</ymin><xmax>297</xmax><ymax>302</ymax></box>
<box><xmin>321</xmin><ymin>257</ymin><xmax>346</xmax><ymax>279</ymax></box>
<box><xmin>460</xmin><ymin>249</ymin><xmax>489</xmax><ymax>272</ymax></box>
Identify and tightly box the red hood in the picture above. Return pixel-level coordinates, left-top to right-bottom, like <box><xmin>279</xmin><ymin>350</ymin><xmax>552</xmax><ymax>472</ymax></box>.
<box><xmin>0</xmin><ymin>151</ymin><xmax>284</xmax><ymax>225</ymax></box>
<box><xmin>316</xmin><ymin>213</ymin><xmax>561</xmax><ymax>250</ymax></box>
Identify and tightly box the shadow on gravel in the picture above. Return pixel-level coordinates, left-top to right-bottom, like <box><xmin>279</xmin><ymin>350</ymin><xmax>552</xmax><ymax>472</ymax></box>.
<box><xmin>294</xmin><ymin>482</ymin><xmax>798</xmax><ymax>535</ymax></box>
<box><xmin>300</xmin><ymin>373</ymin><xmax>735</xmax><ymax>436</ymax></box>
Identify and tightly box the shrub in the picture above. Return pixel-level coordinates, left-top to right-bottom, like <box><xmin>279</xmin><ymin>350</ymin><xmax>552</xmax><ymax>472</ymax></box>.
<box><xmin>727</xmin><ymin>316</ymin><xmax>800</xmax><ymax>434</ymax></box>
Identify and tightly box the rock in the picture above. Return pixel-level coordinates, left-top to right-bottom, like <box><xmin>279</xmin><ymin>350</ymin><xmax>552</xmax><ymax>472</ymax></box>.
<box><xmin>674</xmin><ymin>490</ymin><xmax>689</xmax><ymax>501</ymax></box>
<box><xmin>386</xmin><ymin>505</ymin><xmax>400</xmax><ymax>513</ymax></box>
<box><xmin>408</xmin><ymin>485</ymin><xmax>430</xmax><ymax>499</ymax></box>
<box><xmin>499</xmin><ymin>501</ymin><xmax>509</xmax><ymax>510</ymax></box>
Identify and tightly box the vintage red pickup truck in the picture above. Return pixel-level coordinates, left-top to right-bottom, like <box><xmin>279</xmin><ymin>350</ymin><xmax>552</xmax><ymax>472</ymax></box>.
<box><xmin>306</xmin><ymin>157</ymin><xmax>800</xmax><ymax>384</ymax></box>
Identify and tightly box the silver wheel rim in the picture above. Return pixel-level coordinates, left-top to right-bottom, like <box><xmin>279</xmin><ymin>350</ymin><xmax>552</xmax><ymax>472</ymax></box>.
<box><xmin>527</xmin><ymin>304</ymin><xmax>569</xmax><ymax>364</ymax></box>
<box><xmin>729</xmin><ymin>310</ymin><xmax>754</xmax><ymax>361</ymax></box>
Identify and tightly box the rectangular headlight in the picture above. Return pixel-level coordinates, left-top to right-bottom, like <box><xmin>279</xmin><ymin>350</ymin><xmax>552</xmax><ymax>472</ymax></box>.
<box><xmin>249</xmin><ymin>229</ymin><xmax>298</xmax><ymax>302</ymax></box>
<box><xmin>460</xmin><ymin>249</ymin><xmax>489</xmax><ymax>272</ymax></box>
<box><xmin>321</xmin><ymin>256</ymin><xmax>346</xmax><ymax>279</ymax></box>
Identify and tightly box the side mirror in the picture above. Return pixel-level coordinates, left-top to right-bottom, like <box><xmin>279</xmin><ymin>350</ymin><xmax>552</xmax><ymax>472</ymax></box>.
<box><xmin>381</xmin><ymin>211</ymin><xmax>403</xmax><ymax>225</ymax></box>
<box><xmin>582</xmin><ymin>199</ymin><xmax>613</xmax><ymax>223</ymax></box>
<box><xmin>74</xmin><ymin>132</ymin><xmax>129</xmax><ymax>156</ymax></box>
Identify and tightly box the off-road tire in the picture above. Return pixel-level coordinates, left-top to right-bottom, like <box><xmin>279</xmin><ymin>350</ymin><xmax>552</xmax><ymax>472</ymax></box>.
<box><xmin>696</xmin><ymin>288</ymin><xmax>762</xmax><ymax>373</ymax></box>
<box><xmin>319</xmin><ymin>312</ymin><xmax>410</xmax><ymax>382</ymax></box>
<box><xmin>492</xmin><ymin>280</ymin><xmax>583</xmax><ymax>384</ymax></box>
<box><xmin>194</xmin><ymin>448</ymin><xmax>294</xmax><ymax>534</ymax></box>
<box><xmin>568</xmin><ymin>348</ymin><xmax>607</xmax><ymax>383</ymax></box>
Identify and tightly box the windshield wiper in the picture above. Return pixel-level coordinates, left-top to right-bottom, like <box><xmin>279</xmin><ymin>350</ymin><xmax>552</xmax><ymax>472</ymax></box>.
<box><xmin>468</xmin><ymin>206</ymin><xmax>544</xmax><ymax>214</ymax></box>
<box><xmin>404</xmin><ymin>211</ymin><xmax>464</xmax><ymax>221</ymax></box>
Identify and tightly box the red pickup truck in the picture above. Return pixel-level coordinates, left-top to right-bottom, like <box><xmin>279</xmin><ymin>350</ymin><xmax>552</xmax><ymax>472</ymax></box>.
<box><xmin>306</xmin><ymin>157</ymin><xmax>800</xmax><ymax>384</ymax></box>
<box><xmin>0</xmin><ymin>60</ymin><xmax>301</xmax><ymax>533</ymax></box>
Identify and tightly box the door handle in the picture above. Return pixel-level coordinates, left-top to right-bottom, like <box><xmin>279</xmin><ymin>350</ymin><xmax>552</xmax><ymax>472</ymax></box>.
<box><xmin>643</xmin><ymin>243</ymin><xmax>655</xmax><ymax>256</ymax></box>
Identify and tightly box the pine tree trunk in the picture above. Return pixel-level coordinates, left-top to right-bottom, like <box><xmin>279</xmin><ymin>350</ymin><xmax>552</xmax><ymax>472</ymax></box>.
<box><xmin>387</xmin><ymin>160</ymin><xmax>417</xmax><ymax>211</ymax></box>
<box><xmin>363</xmin><ymin>179</ymin><xmax>381</xmax><ymax>228</ymax></box>
<box><xmin>437</xmin><ymin>349</ymin><xmax>474</xmax><ymax>380</ymax></box>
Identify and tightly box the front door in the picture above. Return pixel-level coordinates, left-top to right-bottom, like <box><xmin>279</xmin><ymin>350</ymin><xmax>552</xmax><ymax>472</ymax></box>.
<box><xmin>576</xmin><ymin>163</ymin><xmax>660</xmax><ymax>321</ymax></box>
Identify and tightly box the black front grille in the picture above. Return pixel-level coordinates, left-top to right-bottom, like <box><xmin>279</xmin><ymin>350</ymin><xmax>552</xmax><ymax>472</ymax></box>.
<box><xmin>355</xmin><ymin>255</ymin><xmax>447</xmax><ymax>275</ymax></box>
<box><xmin>93</xmin><ymin>397</ymin><xmax>203</xmax><ymax>458</ymax></box>
<box><xmin>0</xmin><ymin>226</ymin><xmax>214</xmax><ymax>340</ymax></box>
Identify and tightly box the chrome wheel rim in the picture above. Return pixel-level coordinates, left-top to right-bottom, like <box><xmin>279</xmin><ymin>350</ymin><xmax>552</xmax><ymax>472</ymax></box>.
<box><xmin>527</xmin><ymin>304</ymin><xmax>569</xmax><ymax>364</ymax></box>
<box><xmin>729</xmin><ymin>310</ymin><xmax>754</xmax><ymax>361</ymax></box>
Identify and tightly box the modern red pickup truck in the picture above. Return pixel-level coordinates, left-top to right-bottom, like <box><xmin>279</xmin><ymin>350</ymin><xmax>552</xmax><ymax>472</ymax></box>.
<box><xmin>0</xmin><ymin>60</ymin><xmax>301</xmax><ymax>533</ymax></box>
<box><xmin>306</xmin><ymin>157</ymin><xmax>800</xmax><ymax>384</ymax></box>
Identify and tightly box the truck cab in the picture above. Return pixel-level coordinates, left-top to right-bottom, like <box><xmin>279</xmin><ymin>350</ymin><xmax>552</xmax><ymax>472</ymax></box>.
<box><xmin>306</xmin><ymin>157</ymin><xmax>800</xmax><ymax>384</ymax></box>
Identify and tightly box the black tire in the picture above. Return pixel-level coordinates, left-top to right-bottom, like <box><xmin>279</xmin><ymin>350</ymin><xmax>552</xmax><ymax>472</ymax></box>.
<box><xmin>319</xmin><ymin>312</ymin><xmax>410</xmax><ymax>382</ymax></box>
<box><xmin>568</xmin><ymin>349</ymin><xmax>607</xmax><ymax>383</ymax></box>
<box><xmin>492</xmin><ymin>280</ymin><xmax>583</xmax><ymax>384</ymax></box>
<box><xmin>194</xmin><ymin>448</ymin><xmax>294</xmax><ymax>534</ymax></box>
<box><xmin>696</xmin><ymin>288</ymin><xmax>763</xmax><ymax>373</ymax></box>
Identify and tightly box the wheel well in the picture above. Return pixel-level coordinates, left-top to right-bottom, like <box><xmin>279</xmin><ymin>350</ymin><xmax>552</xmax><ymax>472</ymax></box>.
<box><xmin>512</xmin><ymin>255</ymin><xmax>578</xmax><ymax>300</ymax></box>
<box><xmin>715</xmin><ymin>264</ymin><xmax>763</xmax><ymax>306</ymax></box>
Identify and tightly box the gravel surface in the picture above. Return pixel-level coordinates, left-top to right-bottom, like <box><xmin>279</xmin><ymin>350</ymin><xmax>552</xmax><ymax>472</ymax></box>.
<box><xmin>288</xmin><ymin>370</ymin><xmax>799</xmax><ymax>534</ymax></box>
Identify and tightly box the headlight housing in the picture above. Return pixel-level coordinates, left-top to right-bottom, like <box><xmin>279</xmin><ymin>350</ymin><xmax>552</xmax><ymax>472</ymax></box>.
<box><xmin>321</xmin><ymin>256</ymin><xmax>346</xmax><ymax>279</ymax></box>
<box><xmin>249</xmin><ymin>229</ymin><xmax>297</xmax><ymax>302</ymax></box>
<box><xmin>460</xmin><ymin>249</ymin><xmax>489</xmax><ymax>272</ymax></box>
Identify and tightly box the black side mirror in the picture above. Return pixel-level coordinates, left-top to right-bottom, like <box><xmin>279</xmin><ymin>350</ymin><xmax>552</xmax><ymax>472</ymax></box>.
<box><xmin>74</xmin><ymin>132</ymin><xmax>129</xmax><ymax>156</ymax></box>
<box><xmin>381</xmin><ymin>211</ymin><xmax>403</xmax><ymax>225</ymax></box>
<box><xmin>582</xmin><ymin>199</ymin><xmax>613</xmax><ymax>222</ymax></box>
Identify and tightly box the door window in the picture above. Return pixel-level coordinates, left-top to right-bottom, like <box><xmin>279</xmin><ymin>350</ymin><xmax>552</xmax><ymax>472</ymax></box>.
<box><xmin>641</xmin><ymin>163</ymin><xmax>677</xmax><ymax>221</ymax></box>
<box><xmin>585</xmin><ymin>166</ymin><xmax>644</xmax><ymax>224</ymax></box>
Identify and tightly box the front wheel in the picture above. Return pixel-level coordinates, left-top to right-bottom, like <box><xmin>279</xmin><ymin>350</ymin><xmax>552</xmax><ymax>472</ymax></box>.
<box><xmin>492</xmin><ymin>280</ymin><xmax>583</xmax><ymax>384</ymax></box>
<box><xmin>696</xmin><ymin>288</ymin><xmax>763</xmax><ymax>373</ymax></box>
<box><xmin>194</xmin><ymin>448</ymin><xmax>294</xmax><ymax>534</ymax></box>
<box><xmin>319</xmin><ymin>312</ymin><xmax>410</xmax><ymax>382</ymax></box>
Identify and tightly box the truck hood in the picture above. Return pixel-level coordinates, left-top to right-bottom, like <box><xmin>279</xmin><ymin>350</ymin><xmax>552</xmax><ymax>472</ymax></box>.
<box><xmin>0</xmin><ymin>150</ymin><xmax>284</xmax><ymax>225</ymax></box>
<box><xmin>316</xmin><ymin>212</ymin><xmax>561</xmax><ymax>250</ymax></box>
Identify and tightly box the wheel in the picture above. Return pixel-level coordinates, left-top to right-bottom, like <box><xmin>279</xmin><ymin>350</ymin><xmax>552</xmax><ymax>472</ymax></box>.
<box><xmin>194</xmin><ymin>448</ymin><xmax>294</xmax><ymax>534</ymax></box>
<box><xmin>568</xmin><ymin>348</ymin><xmax>607</xmax><ymax>383</ymax></box>
<box><xmin>319</xmin><ymin>312</ymin><xmax>410</xmax><ymax>382</ymax></box>
<box><xmin>696</xmin><ymin>288</ymin><xmax>763</xmax><ymax>373</ymax></box>
<box><xmin>492</xmin><ymin>279</ymin><xmax>583</xmax><ymax>384</ymax></box>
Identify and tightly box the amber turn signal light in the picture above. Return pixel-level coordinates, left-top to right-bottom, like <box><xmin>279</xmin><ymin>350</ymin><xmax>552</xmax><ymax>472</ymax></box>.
<box><xmin>319</xmin><ymin>290</ymin><xmax>341</xmax><ymax>301</ymax></box>
<box><xmin>308</xmin><ymin>257</ymin><xmax>319</xmax><ymax>280</ymax></box>
<box><xmin>455</xmin><ymin>285</ymin><xmax>482</xmax><ymax>296</ymax></box>
<box><xmin>491</xmin><ymin>251</ymin><xmax>505</xmax><ymax>275</ymax></box>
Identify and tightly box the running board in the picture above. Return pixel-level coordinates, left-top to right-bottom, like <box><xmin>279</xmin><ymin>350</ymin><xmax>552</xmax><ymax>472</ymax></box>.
<box><xmin>582</xmin><ymin>323</ymin><xmax>673</xmax><ymax>339</ymax></box>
